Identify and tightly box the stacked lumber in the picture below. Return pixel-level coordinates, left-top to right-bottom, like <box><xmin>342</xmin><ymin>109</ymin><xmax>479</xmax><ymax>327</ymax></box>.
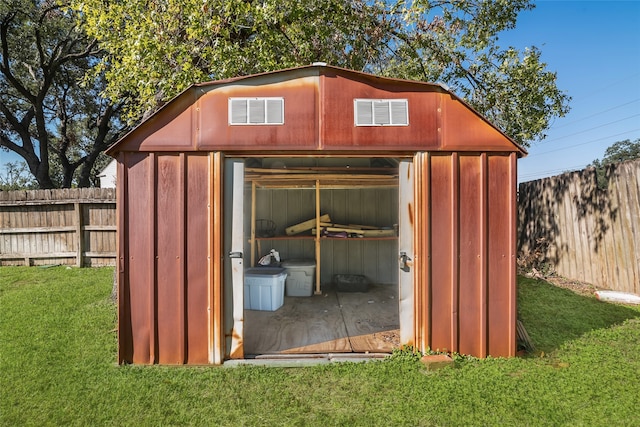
<box><xmin>285</xmin><ymin>214</ymin><xmax>331</xmax><ymax>235</ymax></box>
<box><xmin>285</xmin><ymin>215</ymin><xmax>396</xmax><ymax>238</ymax></box>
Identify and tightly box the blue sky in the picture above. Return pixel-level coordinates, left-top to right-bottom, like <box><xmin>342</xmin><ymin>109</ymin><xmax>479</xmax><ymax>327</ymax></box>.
<box><xmin>501</xmin><ymin>0</ymin><xmax>640</xmax><ymax>183</ymax></box>
<box><xmin>2</xmin><ymin>1</ymin><xmax>639</xmax><ymax>184</ymax></box>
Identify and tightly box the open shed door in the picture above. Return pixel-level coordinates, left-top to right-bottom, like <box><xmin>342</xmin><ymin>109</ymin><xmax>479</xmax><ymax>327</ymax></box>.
<box><xmin>398</xmin><ymin>159</ymin><xmax>415</xmax><ymax>345</ymax></box>
<box><xmin>228</xmin><ymin>159</ymin><xmax>245</xmax><ymax>359</ymax></box>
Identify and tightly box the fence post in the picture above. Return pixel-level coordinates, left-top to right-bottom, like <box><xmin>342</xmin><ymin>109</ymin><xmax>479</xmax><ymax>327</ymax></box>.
<box><xmin>74</xmin><ymin>202</ymin><xmax>83</xmax><ymax>267</ymax></box>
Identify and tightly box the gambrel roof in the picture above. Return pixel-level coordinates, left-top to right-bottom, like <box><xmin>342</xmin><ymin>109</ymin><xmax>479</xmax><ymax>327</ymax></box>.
<box><xmin>107</xmin><ymin>64</ymin><xmax>526</xmax><ymax>157</ymax></box>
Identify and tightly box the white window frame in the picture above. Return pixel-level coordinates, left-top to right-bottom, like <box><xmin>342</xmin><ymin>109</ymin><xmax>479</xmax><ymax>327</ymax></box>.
<box><xmin>354</xmin><ymin>99</ymin><xmax>409</xmax><ymax>127</ymax></box>
<box><xmin>228</xmin><ymin>97</ymin><xmax>285</xmax><ymax>125</ymax></box>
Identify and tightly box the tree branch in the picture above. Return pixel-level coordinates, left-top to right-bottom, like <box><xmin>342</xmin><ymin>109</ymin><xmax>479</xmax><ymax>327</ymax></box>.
<box><xmin>0</xmin><ymin>12</ymin><xmax>38</xmax><ymax>103</ymax></box>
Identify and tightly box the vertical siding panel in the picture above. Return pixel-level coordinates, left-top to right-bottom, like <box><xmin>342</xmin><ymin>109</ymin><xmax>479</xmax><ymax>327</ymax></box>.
<box><xmin>429</xmin><ymin>154</ymin><xmax>453</xmax><ymax>352</ymax></box>
<box><xmin>178</xmin><ymin>154</ymin><xmax>187</xmax><ymax>362</ymax></box>
<box><xmin>125</xmin><ymin>152</ymin><xmax>153</xmax><ymax>364</ymax></box>
<box><xmin>450</xmin><ymin>154</ymin><xmax>459</xmax><ymax>353</ymax></box>
<box><xmin>418</xmin><ymin>152</ymin><xmax>431</xmax><ymax>352</ymax></box>
<box><xmin>186</xmin><ymin>154</ymin><xmax>210</xmax><ymax>364</ymax></box>
<box><xmin>117</xmin><ymin>154</ymin><xmax>132</xmax><ymax>363</ymax></box>
<box><xmin>480</xmin><ymin>153</ymin><xmax>488</xmax><ymax>358</ymax></box>
<box><xmin>210</xmin><ymin>152</ymin><xmax>224</xmax><ymax>364</ymax></box>
<box><xmin>487</xmin><ymin>154</ymin><xmax>516</xmax><ymax>357</ymax></box>
<box><xmin>149</xmin><ymin>154</ymin><xmax>157</xmax><ymax>363</ymax></box>
<box><xmin>458</xmin><ymin>155</ymin><xmax>483</xmax><ymax>356</ymax></box>
<box><xmin>508</xmin><ymin>153</ymin><xmax>517</xmax><ymax>357</ymax></box>
<box><xmin>156</xmin><ymin>154</ymin><xmax>183</xmax><ymax>364</ymax></box>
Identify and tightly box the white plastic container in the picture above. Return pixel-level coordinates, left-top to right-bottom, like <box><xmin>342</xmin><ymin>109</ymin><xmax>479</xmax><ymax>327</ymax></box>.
<box><xmin>281</xmin><ymin>259</ymin><xmax>316</xmax><ymax>297</ymax></box>
<box><xmin>244</xmin><ymin>267</ymin><xmax>287</xmax><ymax>311</ymax></box>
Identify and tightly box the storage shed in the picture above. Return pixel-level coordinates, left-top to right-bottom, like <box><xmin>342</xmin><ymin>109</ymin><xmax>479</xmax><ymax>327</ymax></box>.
<box><xmin>107</xmin><ymin>64</ymin><xmax>526</xmax><ymax>365</ymax></box>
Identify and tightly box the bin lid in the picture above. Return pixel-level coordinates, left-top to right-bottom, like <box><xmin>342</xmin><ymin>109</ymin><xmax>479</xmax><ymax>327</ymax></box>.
<box><xmin>245</xmin><ymin>267</ymin><xmax>286</xmax><ymax>276</ymax></box>
<box><xmin>281</xmin><ymin>259</ymin><xmax>316</xmax><ymax>268</ymax></box>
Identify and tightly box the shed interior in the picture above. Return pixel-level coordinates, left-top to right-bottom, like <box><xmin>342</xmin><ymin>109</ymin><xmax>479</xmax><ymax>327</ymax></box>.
<box><xmin>238</xmin><ymin>156</ymin><xmax>403</xmax><ymax>356</ymax></box>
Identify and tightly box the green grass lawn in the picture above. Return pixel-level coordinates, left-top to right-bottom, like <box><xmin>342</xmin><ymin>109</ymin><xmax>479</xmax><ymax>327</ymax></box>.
<box><xmin>1</xmin><ymin>267</ymin><xmax>639</xmax><ymax>426</ymax></box>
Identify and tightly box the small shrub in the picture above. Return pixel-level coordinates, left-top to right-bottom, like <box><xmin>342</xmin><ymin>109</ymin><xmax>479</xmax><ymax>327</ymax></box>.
<box><xmin>517</xmin><ymin>236</ymin><xmax>555</xmax><ymax>278</ymax></box>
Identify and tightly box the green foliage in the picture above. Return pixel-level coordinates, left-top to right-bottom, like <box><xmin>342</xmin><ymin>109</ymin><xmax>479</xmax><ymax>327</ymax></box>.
<box><xmin>389</xmin><ymin>344</ymin><xmax>423</xmax><ymax>362</ymax></box>
<box><xmin>599</xmin><ymin>138</ymin><xmax>640</xmax><ymax>164</ymax></box>
<box><xmin>74</xmin><ymin>0</ymin><xmax>569</xmax><ymax>146</ymax></box>
<box><xmin>0</xmin><ymin>1</ymin><xmax>126</xmax><ymax>188</ymax></box>
<box><xmin>0</xmin><ymin>161</ymin><xmax>37</xmax><ymax>190</ymax></box>
<box><xmin>589</xmin><ymin>138</ymin><xmax>640</xmax><ymax>189</ymax></box>
<box><xmin>2</xmin><ymin>268</ymin><xmax>640</xmax><ymax>426</ymax></box>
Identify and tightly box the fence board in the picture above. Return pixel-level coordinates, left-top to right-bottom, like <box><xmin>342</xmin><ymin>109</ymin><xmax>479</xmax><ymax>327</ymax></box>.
<box><xmin>0</xmin><ymin>188</ymin><xmax>116</xmax><ymax>267</ymax></box>
<box><xmin>518</xmin><ymin>159</ymin><xmax>639</xmax><ymax>294</ymax></box>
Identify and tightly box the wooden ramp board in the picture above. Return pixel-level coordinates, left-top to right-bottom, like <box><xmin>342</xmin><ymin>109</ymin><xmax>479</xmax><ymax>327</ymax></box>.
<box><xmin>243</xmin><ymin>283</ymin><xmax>400</xmax><ymax>355</ymax></box>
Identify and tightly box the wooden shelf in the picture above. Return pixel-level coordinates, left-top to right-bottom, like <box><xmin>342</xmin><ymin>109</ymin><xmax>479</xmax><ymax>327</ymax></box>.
<box><xmin>255</xmin><ymin>236</ymin><xmax>397</xmax><ymax>241</ymax></box>
<box><xmin>246</xmin><ymin>166</ymin><xmax>398</xmax><ymax>189</ymax></box>
<box><xmin>255</xmin><ymin>235</ymin><xmax>315</xmax><ymax>240</ymax></box>
<box><xmin>248</xmin><ymin>168</ymin><xmax>399</xmax><ymax>294</ymax></box>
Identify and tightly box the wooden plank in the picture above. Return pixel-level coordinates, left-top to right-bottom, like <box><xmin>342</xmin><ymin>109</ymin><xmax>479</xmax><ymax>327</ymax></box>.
<box><xmin>0</xmin><ymin>251</ymin><xmax>76</xmax><ymax>259</ymax></box>
<box><xmin>74</xmin><ymin>203</ymin><xmax>83</xmax><ymax>267</ymax></box>
<box><xmin>0</xmin><ymin>226</ymin><xmax>76</xmax><ymax>234</ymax></box>
<box><xmin>312</xmin><ymin>227</ymin><xmax>396</xmax><ymax>237</ymax></box>
<box><xmin>247</xmin><ymin>173</ymin><xmax>397</xmax><ymax>181</ymax></box>
<box><xmin>285</xmin><ymin>213</ymin><xmax>331</xmax><ymax>235</ymax></box>
<box><xmin>0</xmin><ymin>188</ymin><xmax>115</xmax><ymax>206</ymax></box>
<box><xmin>319</xmin><ymin>222</ymin><xmax>382</xmax><ymax>230</ymax></box>
<box><xmin>0</xmin><ymin>199</ymin><xmax>115</xmax><ymax>206</ymax></box>
<box><xmin>246</xmin><ymin>166</ymin><xmax>399</xmax><ymax>174</ymax></box>
<box><xmin>82</xmin><ymin>225</ymin><xmax>117</xmax><ymax>231</ymax></box>
<box><xmin>84</xmin><ymin>252</ymin><xmax>117</xmax><ymax>258</ymax></box>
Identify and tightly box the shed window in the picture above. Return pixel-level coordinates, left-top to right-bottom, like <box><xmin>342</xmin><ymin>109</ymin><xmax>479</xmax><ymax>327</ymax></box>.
<box><xmin>354</xmin><ymin>99</ymin><xmax>408</xmax><ymax>126</ymax></box>
<box><xmin>229</xmin><ymin>97</ymin><xmax>284</xmax><ymax>125</ymax></box>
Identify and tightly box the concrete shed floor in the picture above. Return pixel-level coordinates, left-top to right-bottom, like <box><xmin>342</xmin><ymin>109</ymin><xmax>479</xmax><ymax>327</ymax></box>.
<box><xmin>244</xmin><ymin>283</ymin><xmax>400</xmax><ymax>356</ymax></box>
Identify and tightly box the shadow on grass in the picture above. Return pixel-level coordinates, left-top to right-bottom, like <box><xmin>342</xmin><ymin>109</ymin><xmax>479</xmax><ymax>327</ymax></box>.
<box><xmin>517</xmin><ymin>276</ymin><xmax>640</xmax><ymax>354</ymax></box>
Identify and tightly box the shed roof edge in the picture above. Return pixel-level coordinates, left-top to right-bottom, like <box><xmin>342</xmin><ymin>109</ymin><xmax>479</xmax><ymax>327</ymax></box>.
<box><xmin>106</xmin><ymin>64</ymin><xmax>527</xmax><ymax>157</ymax></box>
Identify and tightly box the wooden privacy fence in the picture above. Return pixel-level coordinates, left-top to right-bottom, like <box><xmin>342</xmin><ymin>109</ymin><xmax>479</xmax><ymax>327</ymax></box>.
<box><xmin>0</xmin><ymin>188</ymin><xmax>116</xmax><ymax>267</ymax></box>
<box><xmin>518</xmin><ymin>159</ymin><xmax>639</xmax><ymax>294</ymax></box>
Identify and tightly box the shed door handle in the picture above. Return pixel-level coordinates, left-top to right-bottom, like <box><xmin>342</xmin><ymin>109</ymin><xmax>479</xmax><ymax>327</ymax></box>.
<box><xmin>229</xmin><ymin>251</ymin><xmax>243</xmax><ymax>259</ymax></box>
<box><xmin>399</xmin><ymin>252</ymin><xmax>411</xmax><ymax>272</ymax></box>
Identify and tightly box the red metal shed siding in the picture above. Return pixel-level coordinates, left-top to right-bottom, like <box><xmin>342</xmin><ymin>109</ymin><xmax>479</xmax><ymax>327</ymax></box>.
<box><xmin>486</xmin><ymin>154</ymin><xmax>517</xmax><ymax>357</ymax></box>
<box><xmin>118</xmin><ymin>152</ymin><xmax>152</xmax><ymax>364</ymax></box>
<box><xmin>416</xmin><ymin>152</ymin><xmax>516</xmax><ymax>358</ymax></box>
<box><xmin>197</xmin><ymin>76</ymin><xmax>319</xmax><ymax>150</ymax></box>
<box><xmin>117</xmin><ymin>152</ymin><xmax>211</xmax><ymax>365</ymax></box>
<box><xmin>320</xmin><ymin>71</ymin><xmax>440</xmax><ymax>149</ymax></box>
<box><xmin>111</xmin><ymin>66</ymin><xmax>523</xmax><ymax>364</ymax></box>
<box><xmin>108</xmin><ymin>67</ymin><xmax>524</xmax><ymax>157</ymax></box>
